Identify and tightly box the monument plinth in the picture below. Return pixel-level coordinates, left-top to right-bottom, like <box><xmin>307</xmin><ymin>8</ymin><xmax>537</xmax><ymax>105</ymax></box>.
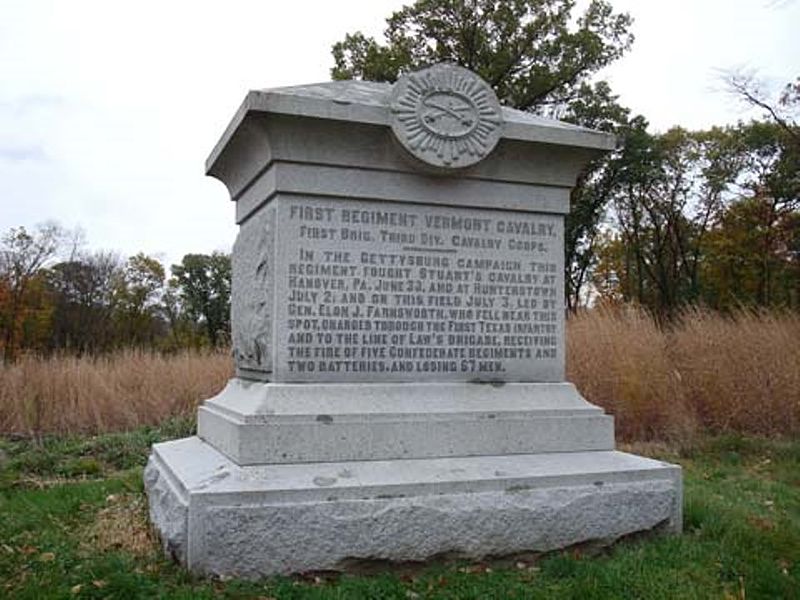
<box><xmin>145</xmin><ymin>64</ymin><xmax>682</xmax><ymax>578</ymax></box>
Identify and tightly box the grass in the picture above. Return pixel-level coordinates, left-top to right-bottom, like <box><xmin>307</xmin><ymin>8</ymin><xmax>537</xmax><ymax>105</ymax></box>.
<box><xmin>1</xmin><ymin>428</ymin><xmax>798</xmax><ymax>599</ymax></box>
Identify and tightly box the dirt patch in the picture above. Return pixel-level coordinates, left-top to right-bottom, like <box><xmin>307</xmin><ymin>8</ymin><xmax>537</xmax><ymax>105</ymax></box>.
<box><xmin>81</xmin><ymin>493</ymin><xmax>157</xmax><ymax>557</ymax></box>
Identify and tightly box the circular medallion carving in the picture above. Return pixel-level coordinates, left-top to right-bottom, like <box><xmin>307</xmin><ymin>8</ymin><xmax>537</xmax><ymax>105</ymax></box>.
<box><xmin>390</xmin><ymin>64</ymin><xmax>503</xmax><ymax>169</ymax></box>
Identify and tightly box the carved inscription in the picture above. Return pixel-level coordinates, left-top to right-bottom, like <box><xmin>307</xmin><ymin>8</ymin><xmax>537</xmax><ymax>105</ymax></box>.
<box><xmin>274</xmin><ymin>197</ymin><xmax>563</xmax><ymax>382</ymax></box>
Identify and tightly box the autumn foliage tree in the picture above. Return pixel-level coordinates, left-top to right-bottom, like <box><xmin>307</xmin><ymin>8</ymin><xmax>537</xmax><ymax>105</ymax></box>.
<box><xmin>593</xmin><ymin>119</ymin><xmax>799</xmax><ymax>316</ymax></box>
<box><xmin>0</xmin><ymin>223</ymin><xmax>65</xmax><ymax>362</ymax></box>
<box><xmin>0</xmin><ymin>224</ymin><xmax>234</xmax><ymax>360</ymax></box>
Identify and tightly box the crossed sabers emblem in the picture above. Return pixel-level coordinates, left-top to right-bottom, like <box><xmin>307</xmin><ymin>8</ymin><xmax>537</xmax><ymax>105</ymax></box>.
<box><xmin>421</xmin><ymin>95</ymin><xmax>475</xmax><ymax>130</ymax></box>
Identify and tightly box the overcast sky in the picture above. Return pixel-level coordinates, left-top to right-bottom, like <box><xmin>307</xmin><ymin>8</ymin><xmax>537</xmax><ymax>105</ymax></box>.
<box><xmin>1</xmin><ymin>0</ymin><xmax>798</xmax><ymax>268</ymax></box>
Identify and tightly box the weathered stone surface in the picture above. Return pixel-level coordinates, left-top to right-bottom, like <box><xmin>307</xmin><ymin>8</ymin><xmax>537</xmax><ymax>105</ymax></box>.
<box><xmin>197</xmin><ymin>380</ymin><xmax>614</xmax><ymax>464</ymax></box>
<box><xmin>205</xmin><ymin>80</ymin><xmax>616</xmax><ymax>200</ymax></box>
<box><xmin>207</xmin><ymin>69</ymin><xmax>614</xmax><ymax>381</ymax></box>
<box><xmin>145</xmin><ymin>436</ymin><xmax>682</xmax><ymax>578</ymax></box>
<box><xmin>231</xmin><ymin>204</ymin><xmax>274</xmax><ymax>377</ymax></box>
<box><xmin>144</xmin><ymin>454</ymin><xmax>188</xmax><ymax>564</ymax></box>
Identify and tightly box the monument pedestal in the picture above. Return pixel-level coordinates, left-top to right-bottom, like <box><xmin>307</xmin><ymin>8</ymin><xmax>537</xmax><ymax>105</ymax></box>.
<box><xmin>146</xmin><ymin>380</ymin><xmax>681</xmax><ymax>578</ymax></box>
<box><xmin>146</xmin><ymin>64</ymin><xmax>682</xmax><ymax>578</ymax></box>
<box><xmin>195</xmin><ymin>380</ymin><xmax>615</xmax><ymax>464</ymax></box>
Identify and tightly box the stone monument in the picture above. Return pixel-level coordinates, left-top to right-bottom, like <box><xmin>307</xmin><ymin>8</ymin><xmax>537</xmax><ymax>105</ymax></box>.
<box><xmin>145</xmin><ymin>64</ymin><xmax>682</xmax><ymax>578</ymax></box>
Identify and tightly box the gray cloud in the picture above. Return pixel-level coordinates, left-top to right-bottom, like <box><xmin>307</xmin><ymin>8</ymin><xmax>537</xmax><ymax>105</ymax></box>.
<box><xmin>0</xmin><ymin>145</ymin><xmax>48</xmax><ymax>162</ymax></box>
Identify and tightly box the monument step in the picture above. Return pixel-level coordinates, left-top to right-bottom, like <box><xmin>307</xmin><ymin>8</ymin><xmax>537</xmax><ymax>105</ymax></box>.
<box><xmin>145</xmin><ymin>435</ymin><xmax>682</xmax><ymax>577</ymax></box>
<box><xmin>197</xmin><ymin>379</ymin><xmax>615</xmax><ymax>464</ymax></box>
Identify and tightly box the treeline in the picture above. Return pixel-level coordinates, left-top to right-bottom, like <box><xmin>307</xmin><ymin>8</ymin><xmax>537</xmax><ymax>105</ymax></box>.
<box><xmin>574</xmin><ymin>118</ymin><xmax>799</xmax><ymax>319</ymax></box>
<box><xmin>0</xmin><ymin>224</ymin><xmax>230</xmax><ymax>362</ymax></box>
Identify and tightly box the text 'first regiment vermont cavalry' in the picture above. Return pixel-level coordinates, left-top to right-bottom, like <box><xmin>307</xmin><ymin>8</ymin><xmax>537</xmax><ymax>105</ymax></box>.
<box><xmin>144</xmin><ymin>63</ymin><xmax>683</xmax><ymax>578</ymax></box>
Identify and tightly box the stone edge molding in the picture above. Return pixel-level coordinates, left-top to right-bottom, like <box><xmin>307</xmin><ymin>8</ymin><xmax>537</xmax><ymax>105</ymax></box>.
<box><xmin>195</xmin><ymin>380</ymin><xmax>615</xmax><ymax>464</ymax></box>
<box><xmin>389</xmin><ymin>64</ymin><xmax>503</xmax><ymax>169</ymax></box>
<box><xmin>205</xmin><ymin>80</ymin><xmax>616</xmax><ymax>179</ymax></box>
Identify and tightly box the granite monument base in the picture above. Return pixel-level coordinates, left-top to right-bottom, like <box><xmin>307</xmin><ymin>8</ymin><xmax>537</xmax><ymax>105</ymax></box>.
<box><xmin>145</xmin><ymin>380</ymin><xmax>682</xmax><ymax>578</ymax></box>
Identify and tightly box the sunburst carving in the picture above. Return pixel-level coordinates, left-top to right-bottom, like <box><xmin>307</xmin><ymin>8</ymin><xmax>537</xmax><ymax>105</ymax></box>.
<box><xmin>390</xmin><ymin>64</ymin><xmax>503</xmax><ymax>169</ymax></box>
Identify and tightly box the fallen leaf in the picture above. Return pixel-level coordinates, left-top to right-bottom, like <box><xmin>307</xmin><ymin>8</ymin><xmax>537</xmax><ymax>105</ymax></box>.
<box><xmin>405</xmin><ymin>591</ymin><xmax>420</xmax><ymax>599</ymax></box>
<box><xmin>92</xmin><ymin>580</ymin><xmax>107</xmax><ymax>588</ymax></box>
<box><xmin>1</xmin><ymin>544</ymin><xmax>14</xmax><ymax>554</ymax></box>
<box><xmin>747</xmin><ymin>515</ymin><xmax>775</xmax><ymax>531</ymax></box>
<box><xmin>19</xmin><ymin>545</ymin><xmax>38</xmax><ymax>555</ymax></box>
<box><xmin>462</xmin><ymin>564</ymin><xmax>489</xmax><ymax>574</ymax></box>
<box><xmin>778</xmin><ymin>559</ymin><xmax>790</xmax><ymax>575</ymax></box>
<box><xmin>39</xmin><ymin>552</ymin><xmax>56</xmax><ymax>562</ymax></box>
<box><xmin>71</xmin><ymin>584</ymin><xmax>83</xmax><ymax>594</ymax></box>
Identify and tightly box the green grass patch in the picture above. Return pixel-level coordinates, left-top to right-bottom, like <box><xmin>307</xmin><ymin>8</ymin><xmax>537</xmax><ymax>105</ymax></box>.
<box><xmin>0</xmin><ymin>416</ymin><xmax>194</xmax><ymax>491</ymax></box>
<box><xmin>1</xmin><ymin>430</ymin><xmax>798</xmax><ymax>598</ymax></box>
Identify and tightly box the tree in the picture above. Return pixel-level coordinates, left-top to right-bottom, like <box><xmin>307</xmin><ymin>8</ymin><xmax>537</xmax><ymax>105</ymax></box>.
<box><xmin>45</xmin><ymin>251</ymin><xmax>122</xmax><ymax>354</ymax></box>
<box><xmin>560</xmin><ymin>81</ymin><xmax>632</xmax><ymax>309</ymax></box>
<box><xmin>113</xmin><ymin>253</ymin><xmax>167</xmax><ymax>347</ymax></box>
<box><xmin>332</xmin><ymin>0</ymin><xmax>635</xmax><ymax>308</ymax></box>
<box><xmin>593</xmin><ymin>119</ymin><xmax>799</xmax><ymax>316</ymax></box>
<box><xmin>170</xmin><ymin>253</ymin><xmax>231</xmax><ymax>348</ymax></box>
<box><xmin>0</xmin><ymin>222</ymin><xmax>65</xmax><ymax>362</ymax></box>
<box><xmin>700</xmin><ymin>196</ymin><xmax>800</xmax><ymax>310</ymax></box>
<box><xmin>332</xmin><ymin>0</ymin><xmax>633</xmax><ymax>111</ymax></box>
<box><xmin>591</xmin><ymin>123</ymin><xmax>746</xmax><ymax>319</ymax></box>
<box><xmin>724</xmin><ymin>70</ymin><xmax>799</xmax><ymax>150</ymax></box>
<box><xmin>700</xmin><ymin>120</ymin><xmax>800</xmax><ymax>308</ymax></box>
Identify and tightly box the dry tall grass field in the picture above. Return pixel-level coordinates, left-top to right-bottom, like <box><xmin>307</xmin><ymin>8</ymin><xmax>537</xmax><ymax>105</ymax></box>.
<box><xmin>568</xmin><ymin>307</ymin><xmax>800</xmax><ymax>441</ymax></box>
<box><xmin>1</xmin><ymin>308</ymin><xmax>798</xmax><ymax>440</ymax></box>
<box><xmin>0</xmin><ymin>350</ymin><xmax>233</xmax><ymax>436</ymax></box>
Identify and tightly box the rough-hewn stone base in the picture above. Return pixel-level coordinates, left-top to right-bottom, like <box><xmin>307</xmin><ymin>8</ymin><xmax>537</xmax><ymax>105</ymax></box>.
<box><xmin>145</xmin><ymin>436</ymin><xmax>681</xmax><ymax>578</ymax></box>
